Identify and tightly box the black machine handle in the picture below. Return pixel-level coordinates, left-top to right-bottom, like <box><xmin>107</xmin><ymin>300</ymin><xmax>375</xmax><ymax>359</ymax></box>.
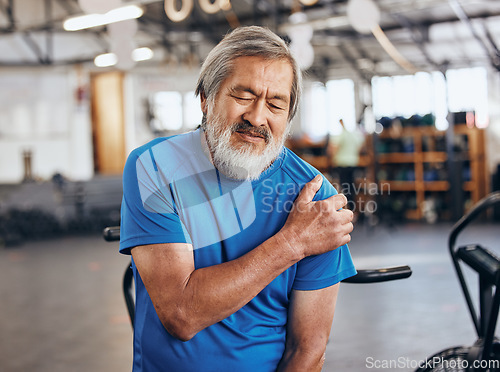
<box><xmin>449</xmin><ymin>191</ymin><xmax>500</xmax><ymax>255</ymax></box>
<box><xmin>456</xmin><ymin>245</ymin><xmax>500</xmax><ymax>285</ymax></box>
<box><xmin>342</xmin><ymin>265</ymin><xmax>412</xmax><ymax>284</ymax></box>
<box><xmin>103</xmin><ymin>226</ymin><xmax>121</xmax><ymax>242</ymax></box>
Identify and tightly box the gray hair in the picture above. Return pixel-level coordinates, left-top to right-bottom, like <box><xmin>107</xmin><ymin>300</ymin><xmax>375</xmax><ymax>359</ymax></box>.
<box><xmin>195</xmin><ymin>26</ymin><xmax>302</xmax><ymax>122</ymax></box>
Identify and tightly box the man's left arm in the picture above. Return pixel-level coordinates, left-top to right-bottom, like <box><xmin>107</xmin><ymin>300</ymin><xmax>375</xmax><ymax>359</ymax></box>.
<box><xmin>277</xmin><ymin>284</ymin><xmax>340</xmax><ymax>372</ymax></box>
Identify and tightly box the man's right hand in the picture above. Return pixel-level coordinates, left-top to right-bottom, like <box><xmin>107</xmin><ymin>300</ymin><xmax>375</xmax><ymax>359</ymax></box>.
<box><xmin>279</xmin><ymin>174</ymin><xmax>354</xmax><ymax>258</ymax></box>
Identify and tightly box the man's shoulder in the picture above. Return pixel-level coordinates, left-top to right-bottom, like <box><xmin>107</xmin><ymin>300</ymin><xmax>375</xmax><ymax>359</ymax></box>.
<box><xmin>129</xmin><ymin>130</ymin><xmax>198</xmax><ymax>159</ymax></box>
<box><xmin>280</xmin><ymin>147</ymin><xmax>337</xmax><ymax>198</ymax></box>
<box><xmin>124</xmin><ymin>130</ymin><xmax>201</xmax><ymax>181</ymax></box>
<box><xmin>281</xmin><ymin>147</ymin><xmax>320</xmax><ymax>182</ymax></box>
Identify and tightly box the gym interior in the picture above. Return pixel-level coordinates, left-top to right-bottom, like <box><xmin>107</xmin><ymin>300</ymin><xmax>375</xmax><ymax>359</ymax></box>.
<box><xmin>1</xmin><ymin>1</ymin><xmax>500</xmax><ymax>371</ymax></box>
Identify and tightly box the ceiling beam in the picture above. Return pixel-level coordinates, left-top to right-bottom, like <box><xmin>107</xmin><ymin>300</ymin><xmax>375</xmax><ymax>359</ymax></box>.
<box><xmin>21</xmin><ymin>32</ymin><xmax>48</xmax><ymax>64</ymax></box>
<box><xmin>391</xmin><ymin>13</ymin><xmax>446</xmax><ymax>73</ymax></box>
<box><xmin>448</xmin><ymin>0</ymin><xmax>500</xmax><ymax>71</ymax></box>
<box><xmin>44</xmin><ymin>0</ymin><xmax>53</xmax><ymax>64</ymax></box>
<box><xmin>0</xmin><ymin>56</ymin><xmax>94</xmax><ymax>67</ymax></box>
<box><xmin>0</xmin><ymin>0</ymin><xmax>16</xmax><ymax>31</ymax></box>
<box><xmin>335</xmin><ymin>42</ymin><xmax>373</xmax><ymax>84</ymax></box>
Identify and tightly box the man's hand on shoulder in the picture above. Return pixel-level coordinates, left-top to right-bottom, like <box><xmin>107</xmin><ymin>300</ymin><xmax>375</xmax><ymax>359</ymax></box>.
<box><xmin>278</xmin><ymin>174</ymin><xmax>353</xmax><ymax>258</ymax></box>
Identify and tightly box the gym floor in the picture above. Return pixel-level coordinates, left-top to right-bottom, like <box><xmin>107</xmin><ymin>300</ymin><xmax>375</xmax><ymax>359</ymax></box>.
<box><xmin>0</xmin><ymin>221</ymin><xmax>498</xmax><ymax>372</ymax></box>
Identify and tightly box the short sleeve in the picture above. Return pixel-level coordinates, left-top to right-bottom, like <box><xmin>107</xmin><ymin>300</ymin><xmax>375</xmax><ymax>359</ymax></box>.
<box><xmin>293</xmin><ymin>244</ymin><xmax>356</xmax><ymax>290</ymax></box>
<box><xmin>292</xmin><ymin>175</ymin><xmax>357</xmax><ymax>290</ymax></box>
<box><xmin>119</xmin><ymin>147</ymin><xmax>191</xmax><ymax>255</ymax></box>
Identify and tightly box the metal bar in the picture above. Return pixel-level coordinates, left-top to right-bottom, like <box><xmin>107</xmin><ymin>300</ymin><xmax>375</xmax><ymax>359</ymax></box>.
<box><xmin>253</xmin><ymin>0</ymin><xmax>264</xmax><ymax>25</ymax></box>
<box><xmin>188</xmin><ymin>4</ymin><xmax>220</xmax><ymax>45</ymax></box>
<box><xmin>454</xmin><ymin>260</ymin><xmax>481</xmax><ymax>336</ymax></box>
<box><xmin>7</xmin><ymin>0</ymin><xmax>15</xmax><ymax>31</ymax></box>
<box><xmin>0</xmin><ymin>57</ymin><xmax>94</xmax><ymax>66</ymax></box>
<box><xmin>45</xmin><ymin>0</ymin><xmax>53</xmax><ymax>64</ymax></box>
<box><xmin>479</xmin><ymin>278</ymin><xmax>493</xmax><ymax>337</ymax></box>
<box><xmin>272</xmin><ymin>0</ymin><xmax>281</xmax><ymax>33</ymax></box>
<box><xmin>54</xmin><ymin>0</ymin><xmax>78</xmax><ymax>16</ymax></box>
<box><xmin>446</xmin><ymin>112</ymin><xmax>465</xmax><ymax>222</ymax></box>
<box><xmin>21</xmin><ymin>32</ymin><xmax>46</xmax><ymax>64</ymax></box>
<box><xmin>481</xmin><ymin>21</ymin><xmax>500</xmax><ymax>67</ymax></box>
<box><xmin>123</xmin><ymin>262</ymin><xmax>135</xmax><ymax>329</ymax></box>
<box><xmin>336</xmin><ymin>42</ymin><xmax>372</xmax><ymax>84</ymax></box>
<box><xmin>392</xmin><ymin>13</ymin><xmax>443</xmax><ymax>72</ymax></box>
<box><xmin>89</xmin><ymin>29</ymin><xmax>110</xmax><ymax>53</ymax></box>
<box><xmin>482</xmin><ymin>280</ymin><xmax>500</xmax><ymax>363</ymax></box>
<box><xmin>0</xmin><ymin>0</ymin><xmax>7</xmax><ymax>17</ymax></box>
<box><xmin>448</xmin><ymin>0</ymin><xmax>500</xmax><ymax>71</ymax></box>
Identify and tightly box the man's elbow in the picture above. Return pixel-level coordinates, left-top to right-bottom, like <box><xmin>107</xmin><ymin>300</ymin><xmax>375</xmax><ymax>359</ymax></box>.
<box><xmin>292</xmin><ymin>341</ymin><xmax>328</xmax><ymax>370</ymax></box>
<box><xmin>301</xmin><ymin>347</ymin><xmax>327</xmax><ymax>369</ymax></box>
<box><xmin>158</xmin><ymin>311</ymin><xmax>198</xmax><ymax>342</ymax></box>
<box><xmin>278</xmin><ymin>346</ymin><xmax>326</xmax><ymax>372</ymax></box>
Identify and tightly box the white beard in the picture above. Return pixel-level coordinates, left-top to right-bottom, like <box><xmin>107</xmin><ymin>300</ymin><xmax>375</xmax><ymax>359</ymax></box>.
<box><xmin>203</xmin><ymin>112</ymin><xmax>288</xmax><ymax>181</ymax></box>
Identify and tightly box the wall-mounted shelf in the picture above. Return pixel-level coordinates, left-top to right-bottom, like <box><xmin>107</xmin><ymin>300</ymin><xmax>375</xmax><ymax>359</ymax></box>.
<box><xmin>375</xmin><ymin>124</ymin><xmax>488</xmax><ymax>220</ymax></box>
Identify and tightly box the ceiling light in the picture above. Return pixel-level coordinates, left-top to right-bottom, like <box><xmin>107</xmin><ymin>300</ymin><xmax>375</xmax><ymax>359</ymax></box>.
<box><xmin>299</xmin><ymin>0</ymin><xmax>318</xmax><ymax>5</ymax></box>
<box><xmin>64</xmin><ymin>5</ymin><xmax>144</xmax><ymax>31</ymax></box>
<box><xmin>132</xmin><ymin>47</ymin><xmax>154</xmax><ymax>62</ymax></box>
<box><xmin>94</xmin><ymin>53</ymin><xmax>118</xmax><ymax>67</ymax></box>
<box><xmin>94</xmin><ymin>47</ymin><xmax>153</xmax><ymax>67</ymax></box>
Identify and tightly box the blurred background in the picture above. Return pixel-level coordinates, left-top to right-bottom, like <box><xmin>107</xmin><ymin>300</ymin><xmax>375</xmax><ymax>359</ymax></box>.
<box><xmin>0</xmin><ymin>0</ymin><xmax>500</xmax><ymax>371</ymax></box>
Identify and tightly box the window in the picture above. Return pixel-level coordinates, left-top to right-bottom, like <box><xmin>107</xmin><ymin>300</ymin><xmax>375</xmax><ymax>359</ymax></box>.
<box><xmin>326</xmin><ymin>79</ymin><xmax>356</xmax><ymax>134</ymax></box>
<box><xmin>447</xmin><ymin>67</ymin><xmax>489</xmax><ymax>128</ymax></box>
<box><xmin>302</xmin><ymin>82</ymin><xmax>327</xmax><ymax>138</ymax></box>
<box><xmin>371</xmin><ymin>67</ymin><xmax>489</xmax><ymax>130</ymax></box>
<box><xmin>372</xmin><ymin>72</ymin><xmax>444</xmax><ymax>119</ymax></box>
<box><xmin>183</xmin><ymin>91</ymin><xmax>203</xmax><ymax>129</ymax></box>
<box><xmin>150</xmin><ymin>90</ymin><xmax>202</xmax><ymax>132</ymax></box>
<box><xmin>151</xmin><ymin>91</ymin><xmax>183</xmax><ymax>131</ymax></box>
<box><xmin>301</xmin><ymin>79</ymin><xmax>356</xmax><ymax>138</ymax></box>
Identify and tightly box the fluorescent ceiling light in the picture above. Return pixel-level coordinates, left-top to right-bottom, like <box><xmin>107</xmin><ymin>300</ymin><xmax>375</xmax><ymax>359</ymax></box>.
<box><xmin>94</xmin><ymin>47</ymin><xmax>154</xmax><ymax>67</ymax></box>
<box><xmin>94</xmin><ymin>53</ymin><xmax>118</xmax><ymax>67</ymax></box>
<box><xmin>64</xmin><ymin>5</ymin><xmax>144</xmax><ymax>31</ymax></box>
<box><xmin>132</xmin><ymin>47</ymin><xmax>154</xmax><ymax>62</ymax></box>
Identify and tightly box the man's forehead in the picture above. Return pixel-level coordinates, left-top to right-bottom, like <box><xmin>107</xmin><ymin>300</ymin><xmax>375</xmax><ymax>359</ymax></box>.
<box><xmin>230</xmin><ymin>84</ymin><xmax>290</xmax><ymax>103</ymax></box>
<box><xmin>225</xmin><ymin>57</ymin><xmax>293</xmax><ymax>99</ymax></box>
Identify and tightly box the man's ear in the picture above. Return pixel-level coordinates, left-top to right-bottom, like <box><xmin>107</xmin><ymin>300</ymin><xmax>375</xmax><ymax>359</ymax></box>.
<box><xmin>200</xmin><ymin>91</ymin><xmax>208</xmax><ymax>114</ymax></box>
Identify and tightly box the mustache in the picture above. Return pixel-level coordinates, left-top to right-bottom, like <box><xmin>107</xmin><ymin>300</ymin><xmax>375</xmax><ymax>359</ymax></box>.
<box><xmin>231</xmin><ymin>121</ymin><xmax>271</xmax><ymax>144</ymax></box>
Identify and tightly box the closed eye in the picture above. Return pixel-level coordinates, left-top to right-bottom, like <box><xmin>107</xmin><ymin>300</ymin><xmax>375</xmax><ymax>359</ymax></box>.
<box><xmin>268</xmin><ymin>102</ymin><xmax>286</xmax><ymax>111</ymax></box>
<box><xmin>270</xmin><ymin>103</ymin><xmax>285</xmax><ymax>110</ymax></box>
<box><xmin>231</xmin><ymin>94</ymin><xmax>253</xmax><ymax>103</ymax></box>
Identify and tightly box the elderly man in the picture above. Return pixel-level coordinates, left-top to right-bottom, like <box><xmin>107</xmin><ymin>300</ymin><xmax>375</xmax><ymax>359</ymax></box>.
<box><xmin>120</xmin><ymin>26</ymin><xmax>356</xmax><ymax>372</ymax></box>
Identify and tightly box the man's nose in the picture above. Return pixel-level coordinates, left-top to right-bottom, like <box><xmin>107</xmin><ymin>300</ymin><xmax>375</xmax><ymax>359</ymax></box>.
<box><xmin>242</xmin><ymin>98</ymin><xmax>267</xmax><ymax>127</ymax></box>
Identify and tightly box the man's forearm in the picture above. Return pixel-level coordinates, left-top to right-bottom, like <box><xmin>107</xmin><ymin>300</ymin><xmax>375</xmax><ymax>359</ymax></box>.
<box><xmin>180</xmin><ymin>233</ymin><xmax>302</xmax><ymax>337</ymax></box>
<box><xmin>277</xmin><ymin>285</ymin><xmax>338</xmax><ymax>372</ymax></box>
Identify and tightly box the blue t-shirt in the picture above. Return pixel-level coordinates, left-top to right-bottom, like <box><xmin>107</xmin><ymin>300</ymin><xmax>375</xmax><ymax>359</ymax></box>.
<box><xmin>120</xmin><ymin>129</ymin><xmax>356</xmax><ymax>372</ymax></box>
